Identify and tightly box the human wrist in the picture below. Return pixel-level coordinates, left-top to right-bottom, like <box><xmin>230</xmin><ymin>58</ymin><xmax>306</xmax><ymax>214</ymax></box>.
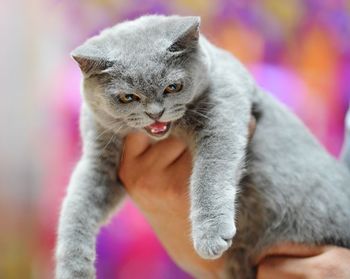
<box><xmin>143</xmin><ymin>210</ymin><xmax>227</xmax><ymax>279</ymax></box>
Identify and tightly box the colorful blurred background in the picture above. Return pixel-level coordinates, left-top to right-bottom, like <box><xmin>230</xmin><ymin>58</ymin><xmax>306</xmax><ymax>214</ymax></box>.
<box><xmin>1</xmin><ymin>0</ymin><xmax>349</xmax><ymax>278</ymax></box>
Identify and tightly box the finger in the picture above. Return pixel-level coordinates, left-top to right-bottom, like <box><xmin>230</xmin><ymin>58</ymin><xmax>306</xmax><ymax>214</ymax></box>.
<box><xmin>123</xmin><ymin>132</ymin><xmax>152</xmax><ymax>160</ymax></box>
<box><xmin>254</xmin><ymin>243</ymin><xmax>326</xmax><ymax>265</ymax></box>
<box><xmin>257</xmin><ymin>256</ymin><xmax>316</xmax><ymax>279</ymax></box>
<box><xmin>167</xmin><ymin>149</ymin><xmax>192</xmax><ymax>176</ymax></box>
<box><xmin>140</xmin><ymin>136</ymin><xmax>187</xmax><ymax>169</ymax></box>
<box><xmin>248</xmin><ymin>115</ymin><xmax>256</xmax><ymax>142</ymax></box>
<box><xmin>164</xmin><ymin>150</ymin><xmax>192</xmax><ymax>194</ymax></box>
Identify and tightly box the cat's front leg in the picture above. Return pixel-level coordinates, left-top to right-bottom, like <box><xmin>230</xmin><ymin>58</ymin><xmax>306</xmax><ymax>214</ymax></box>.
<box><xmin>55</xmin><ymin>141</ymin><xmax>125</xmax><ymax>279</ymax></box>
<box><xmin>188</xmin><ymin>97</ymin><xmax>251</xmax><ymax>260</ymax></box>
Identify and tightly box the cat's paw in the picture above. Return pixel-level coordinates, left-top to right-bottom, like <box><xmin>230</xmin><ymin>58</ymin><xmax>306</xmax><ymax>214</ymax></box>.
<box><xmin>192</xmin><ymin>218</ymin><xmax>236</xmax><ymax>259</ymax></box>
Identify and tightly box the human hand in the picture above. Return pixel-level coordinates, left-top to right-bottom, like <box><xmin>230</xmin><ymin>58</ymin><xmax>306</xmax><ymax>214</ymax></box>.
<box><xmin>119</xmin><ymin>132</ymin><xmax>226</xmax><ymax>278</ymax></box>
<box><xmin>118</xmin><ymin>117</ymin><xmax>256</xmax><ymax>278</ymax></box>
<box><xmin>256</xmin><ymin>243</ymin><xmax>350</xmax><ymax>279</ymax></box>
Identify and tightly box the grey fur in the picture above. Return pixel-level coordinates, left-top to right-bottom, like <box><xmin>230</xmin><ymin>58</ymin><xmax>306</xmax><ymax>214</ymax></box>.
<box><xmin>341</xmin><ymin>107</ymin><xmax>350</xmax><ymax>169</ymax></box>
<box><xmin>56</xmin><ymin>15</ymin><xmax>350</xmax><ymax>279</ymax></box>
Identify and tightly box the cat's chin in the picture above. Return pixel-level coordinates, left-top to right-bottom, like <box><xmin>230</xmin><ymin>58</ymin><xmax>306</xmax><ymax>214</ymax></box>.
<box><xmin>144</xmin><ymin>121</ymin><xmax>172</xmax><ymax>139</ymax></box>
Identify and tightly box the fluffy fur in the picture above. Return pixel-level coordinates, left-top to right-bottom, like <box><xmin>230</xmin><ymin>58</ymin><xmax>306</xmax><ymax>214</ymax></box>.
<box><xmin>56</xmin><ymin>15</ymin><xmax>350</xmax><ymax>279</ymax></box>
<box><xmin>341</xmin><ymin>108</ymin><xmax>350</xmax><ymax>169</ymax></box>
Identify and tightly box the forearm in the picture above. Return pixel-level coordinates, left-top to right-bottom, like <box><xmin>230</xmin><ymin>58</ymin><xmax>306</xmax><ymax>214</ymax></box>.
<box><xmin>142</xmin><ymin>195</ymin><xmax>228</xmax><ymax>279</ymax></box>
<box><xmin>120</xmin><ymin>135</ymin><xmax>229</xmax><ymax>279</ymax></box>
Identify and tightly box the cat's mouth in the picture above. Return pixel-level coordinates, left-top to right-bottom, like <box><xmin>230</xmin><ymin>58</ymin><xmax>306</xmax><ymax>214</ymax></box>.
<box><xmin>144</xmin><ymin>121</ymin><xmax>171</xmax><ymax>137</ymax></box>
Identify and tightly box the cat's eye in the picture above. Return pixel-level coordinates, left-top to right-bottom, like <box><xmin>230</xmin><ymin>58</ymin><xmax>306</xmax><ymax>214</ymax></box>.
<box><xmin>164</xmin><ymin>83</ymin><xmax>183</xmax><ymax>95</ymax></box>
<box><xmin>118</xmin><ymin>94</ymin><xmax>140</xmax><ymax>104</ymax></box>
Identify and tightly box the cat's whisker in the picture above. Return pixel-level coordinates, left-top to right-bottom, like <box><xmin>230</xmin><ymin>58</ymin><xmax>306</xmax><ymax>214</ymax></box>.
<box><xmin>93</xmin><ymin>119</ymin><xmax>124</xmax><ymax>141</ymax></box>
<box><xmin>99</xmin><ymin>134</ymin><xmax>116</xmax><ymax>159</ymax></box>
<box><xmin>182</xmin><ymin>114</ymin><xmax>206</xmax><ymax>127</ymax></box>
<box><xmin>95</xmin><ymin>123</ymin><xmax>127</xmax><ymax>160</ymax></box>
<box><xmin>186</xmin><ymin>109</ymin><xmax>212</xmax><ymax>121</ymax></box>
<box><xmin>111</xmin><ymin>123</ymin><xmax>126</xmax><ymax>134</ymax></box>
<box><xmin>190</xmin><ymin>105</ymin><xmax>215</xmax><ymax>113</ymax></box>
<box><xmin>93</xmin><ymin>128</ymin><xmax>112</xmax><ymax>142</ymax></box>
<box><xmin>127</xmin><ymin>118</ymin><xmax>142</xmax><ymax>122</ymax></box>
<box><xmin>170</xmin><ymin>107</ymin><xmax>185</xmax><ymax>113</ymax></box>
<box><xmin>173</xmin><ymin>104</ymin><xmax>185</xmax><ymax>108</ymax></box>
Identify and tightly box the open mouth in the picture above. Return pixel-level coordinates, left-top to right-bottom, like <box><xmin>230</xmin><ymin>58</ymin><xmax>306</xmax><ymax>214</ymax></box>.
<box><xmin>144</xmin><ymin>121</ymin><xmax>171</xmax><ymax>137</ymax></box>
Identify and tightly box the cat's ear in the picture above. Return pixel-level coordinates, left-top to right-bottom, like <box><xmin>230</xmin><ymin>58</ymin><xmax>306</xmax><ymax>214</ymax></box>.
<box><xmin>71</xmin><ymin>44</ymin><xmax>113</xmax><ymax>76</ymax></box>
<box><xmin>167</xmin><ymin>16</ymin><xmax>200</xmax><ymax>53</ymax></box>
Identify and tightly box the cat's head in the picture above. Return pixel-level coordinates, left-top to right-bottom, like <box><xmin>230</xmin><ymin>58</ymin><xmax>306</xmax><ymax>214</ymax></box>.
<box><xmin>72</xmin><ymin>15</ymin><xmax>210</xmax><ymax>138</ymax></box>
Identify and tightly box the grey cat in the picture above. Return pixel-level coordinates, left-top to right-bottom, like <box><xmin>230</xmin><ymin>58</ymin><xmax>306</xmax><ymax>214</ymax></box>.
<box><xmin>56</xmin><ymin>15</ymin><xmax>350</xmax><ymax>279</ymax></box>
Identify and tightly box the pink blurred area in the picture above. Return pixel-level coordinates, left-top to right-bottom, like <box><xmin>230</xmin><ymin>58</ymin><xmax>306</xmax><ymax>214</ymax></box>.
<box><xmin>0</xmin><ymin>1</ymin><xmax>349</xmax><ymax>278</ymax></box>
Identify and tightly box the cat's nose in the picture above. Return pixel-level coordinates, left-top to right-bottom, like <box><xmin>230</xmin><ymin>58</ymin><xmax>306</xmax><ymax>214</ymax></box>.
<box><xmin>145</xmin><ymin>109</ymin><xmax>165</xmax><ymax>120</ymax></box>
